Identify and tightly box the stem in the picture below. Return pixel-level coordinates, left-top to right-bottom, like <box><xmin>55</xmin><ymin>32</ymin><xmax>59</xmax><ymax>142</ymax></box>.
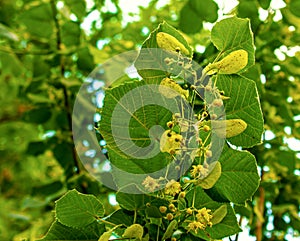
<box><xmin>98</xmin><ymin>218</ymin><xmax>120</xmax><ymax>227</ymax></box>
<box><xmin>256</xmin><ymin>185</ymin><xmax>265</xmax><ymax>241</ymax></box>
<box><xmin>50</xmin><ymin>0</ymin><xmax>81</xmax><ymax>175</ymax></box>
<box><xmin>235</xmin><ymin>215</ymin><xmax>243</xmax><ymax>241</ymax></box>
<box><xmin>133</xmin><ymin>210</ymin><xmax>137</xmax><ymax>224</ymax></box>
<box><xmin>156</xmin><ymin>224</ymin><xmax>160</xmax><ymax>241</ymax></box>
<box><xmin>192</xmin><ymin>187</ymin><xmax>196</xmax><ymax>208</ymax></box>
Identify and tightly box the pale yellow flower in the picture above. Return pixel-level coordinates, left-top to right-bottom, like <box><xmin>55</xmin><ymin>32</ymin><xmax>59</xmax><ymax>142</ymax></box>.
<box><xmin>164</xmin><ymin>179</ymin><xmax>181</xmax><ymax>196</ymax></box>
<box><xmin>187</xmin><ymin>220</ymin><xmax>205</xmax><ymax>234</ymax></box>
<box><xmin>190</xmin><ymin>164</ymin><xmax>209</xmax><ymax>178</ymax></box>
<box><xmin>196</xmin><ymin>207</ymin><xmax>213</xmax><ymax>227</ymax></box>
<box><xmin>142</xmin><ymin>176</ymin><xmax>160</xmax><ymax>192</ymax></box>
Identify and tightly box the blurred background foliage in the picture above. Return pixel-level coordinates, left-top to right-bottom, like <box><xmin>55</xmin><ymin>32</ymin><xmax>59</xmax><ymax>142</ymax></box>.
<box><xmin>0</xmin><ymin>0</ymin><xmax>299</xmax><ymax>240</ymax></box>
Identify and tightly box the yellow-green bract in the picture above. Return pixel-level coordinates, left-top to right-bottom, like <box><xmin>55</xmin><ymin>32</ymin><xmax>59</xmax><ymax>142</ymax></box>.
<box><xmin>156</xmin><ymin>32</ymin><xmax>189</xmax><ymax>56</ymax></box>
<box><xmin>211</xmin><ymin>204</ymin><xmax>228</xmax><ymax>225</ymax></box>
<box><xmin>197</xmin><ymin>161</ymin><xmax>221</xmax><ymax>189</ymax></box>
<box><xmin>211</xmin><ymin>119</ymin><xmax>247</xmax><ymax>138</ymax></box>
<box><xmin>162</xmin><ymin>220</ymin><xmax>177</xmax><ymax>240</ymax></box>
<box><xmin>122</xmin><ymin>224</ymin><xmax>144</xmax><ymax>240</ymax></box>
<box><xmin>159</xmin><ymin>77</ymin><xmax>189</xmax><ymax>98</ymax></box>
<box><xmin>204</xmin><ymin>49</ymin><xmax>248</xmax><ymax>75</ymax></box>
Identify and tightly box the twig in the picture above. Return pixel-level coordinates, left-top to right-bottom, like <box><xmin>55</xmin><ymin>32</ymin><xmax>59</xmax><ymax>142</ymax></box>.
<box><xmin>50</xmin><ymin>0</ymin><xmax>81</xmax><ymax>175</ymax></box>
<box><xmin>255</xmin><ymin>170</ymin><xmax>265</xmax><ymax>241</ymax></box>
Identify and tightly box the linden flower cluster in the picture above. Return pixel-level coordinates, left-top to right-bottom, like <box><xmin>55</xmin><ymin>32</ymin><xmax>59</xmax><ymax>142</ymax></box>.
<box><xmin>186</xmin><ymin>207</ymin><xmax>213</xmax><ymax>234</ymax></box>
<box><xmin>190</xmin><ymin>164</ymin><xmax>209</xmax><ymax>179</ymax></box>
<box><xmin>142</xmin><ymin>176</ymin><xmax>160</xmax><ymax>192</ymax></box>
<box><xmin>164</xmin><ymin>179</ymin><xmax>181</xmax><ymax>196</ymax></box>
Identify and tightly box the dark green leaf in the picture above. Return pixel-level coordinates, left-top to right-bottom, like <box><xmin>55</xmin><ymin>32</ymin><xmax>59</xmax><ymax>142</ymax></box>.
<box><xmin>179</xmin><ymin>4</ymin><xmax>203</xmax><ymax>34</ymax></box>
<box><xmin>32</xmin><ymin>181</ymin><xmax>64</xmax><ymax>197</ymax></box>
<box><xmin>65</xmin><ymin>0</ymin><xmax>87</xmax><ymax>20</ymax></box>
<box><xmin>258</xmin><ymin>0</ymin><xmax>271</xmax><ymax>9</ymax></box>
<box><xmin>106</xmin><ymin>209</ymin><xmax>134</xmax><ymax>227</ymax></box>
<box><xmin>145</xmin><ymin>206</ymin><xmax>162</xmax><ymax>218</ymax></box>
<box><xmin>55</xmin><ymin>189</ymin><xmax>105</xmax><ymax>228</ymax></box>
<box><xmin>116</xmin><ymin>192</ymin><xmax>149</xmax><ymax>211</ymax></box>
<box><xmin>39</xmin><ymin>220</ymin><xmax>105</xmax><ymax>240</ymax></box>
<box><xmin>26</xmin><ymin>141</ymin><xmax>47</xmax><ymax>155</ymax></box>
<box><xmin>77</xmin><ymin>47</ymin><xmax>95</xmax><ymax>72</ymax></box>
<box><xmin>210</xmin><ymin>145</ymin><xmax>260</xmax><ymax>204</ymax></box>
<box><xmin>19</xmin><ymin>3</ymin><xmax>54</xmax><ymax>38</ymax></box>
<box><xmin>53</xmin><ymin>142</ymin><xmax>75</xmax><ymax>177</ymax></box>
<box><xmin>189</xmin><ymin>0</ymin><xmax>218</xmax><ymax>23</ymax></box>
<box><xmin>290</xmin><ymin>0</ymin><xmax>300</xmax><ymax>17</ymax></box>
<box><xmin>61</xmin><ymin>21</ymin><xmax>81</xmax><ymax>47</ymax></box>
<box><xmin>22</xmin><ymin>107</ymin><xmax>52</xmax><ymax>124</ymax></box>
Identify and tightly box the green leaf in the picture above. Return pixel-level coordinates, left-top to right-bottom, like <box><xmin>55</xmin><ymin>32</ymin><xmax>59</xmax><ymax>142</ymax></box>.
<box><xmin>179</xmin><ymin>4</ymin><xmax>203</xmax><ymax>34</ymax></box>
<box><xmin>181</xmin><ymin>233</ymin><xmax>207</xmax><ymax>241</ymax></box>
<box><xmin>190</xmin><ymin>0</ymin><xmax>218</xmax><ymax>23</ymax></box>
<box><xmin>31</xmin><ymin>181</ymin><xmax>64</xmax><ymax>197</ymax></box>
<box><xmin>106</xmin><ymin>209</ymin><xmax>134</xmax><ymax>227</ymax></box>
<box><xmin>53</xmin><ymin>142</ymin><xmax>75</xmax><ymax>177</ymax></box>
<box><xmin>211</xmin><ymin>145</ymin><xmax>260</xmax><ymax>204</ymax></box>
<box><xmin>55</xmin><ymin>189</ymin><xmax>105</xmax><ymax>228</ymax></box>
<box><xmin>99</xmin><ymin>80</ymin><xmax>179</xmax><ymax>174</ymax></box>
<box><xmin>211</xmin><ymin>16</ymin><xmax>255</xmax><ymax>72</ymax></box>
<box><xmin>179</xmin><ymin>0</ymin><xmax>218</xmax><ymax>34</ymax></box>
<box><xmin>216</xmin><ymin>74</ymin><xmax>264</xmax><ymax>147</ymax></box>
<box><xmin>0</xmin><ymin>51</ymin><xmax>25</xmax><ymax>76</ymax></box>
<box><xmin>65</xmin><ymin>0</ymin><xmax>87</xmax><ymax>20</ymax></box>
<box><xmin>116</xmin><ymin>192</ymin><xmax>168</xmax><ymax>212</ymax></box>
<box><xmin>116</xmin><ymin>192</ymin><xmax>149</xmax><ymax>211</ymax></box>
<box><xmin>145</xmin><ymin>206</ymin><xmax>162</xmax><ymax>218</ymax></box>
<box><xmin>19</xmin><ymin>3</ymin><xmax>54</xmax><ymax>38</ymax></box>
<box><xmin>184</xmin><ymin>187</ymin><xmax>241</xmax><ymax>239</ymax></box>
<box><xmin>61</xmin><ymin>21</ymin><xmax>81</xmax><ymax>47</ymax></box>
<box><xmin>77</xmin><ymin>47</ymin><xmax>95</xmax><ymax>72</ymax></box>
<box><xmin>22</xmin><ymin>107</ymin><xmax>52</xmax><ymax>124</ymax></box>
<box><xmin>290</xmin><ymin>0</ymin><xmax>300</xmax><ymax>17</ymax></box>
<box><xmin>26</xmin><ymin>141</ymin><xmax>47</xmax><ymax>156</ymax></box>
<box><xmin>39</xmin><ymin>220</ymin><xmax>105</xmax><ymax>240</ymax></box>
<box><xmin>258</xmin><ymin>0</ymin><xmax>271</xmax><ymax>10</ymax></box>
